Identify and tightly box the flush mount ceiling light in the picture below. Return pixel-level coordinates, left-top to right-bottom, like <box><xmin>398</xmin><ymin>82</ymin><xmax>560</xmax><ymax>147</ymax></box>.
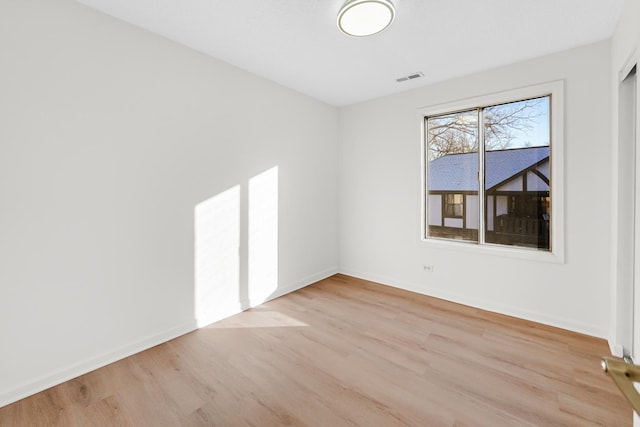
<box><xmin>337</xmin><ymin>0</ymin><xmax>396</xmax><ymax>37</ymax></box>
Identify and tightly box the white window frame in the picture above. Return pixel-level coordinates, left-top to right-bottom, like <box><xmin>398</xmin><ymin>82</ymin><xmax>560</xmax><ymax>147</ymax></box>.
<box><xmin>418</xmin><ymin>80</ymin><xmax>565</xmax><ymax>263</ymax></box>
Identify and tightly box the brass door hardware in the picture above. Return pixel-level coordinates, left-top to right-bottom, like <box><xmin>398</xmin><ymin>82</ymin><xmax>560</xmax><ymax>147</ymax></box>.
<box><xmin>602</xmin><ymin>356</ymin><xmax>640</xmax><ymax>412</ymax></box>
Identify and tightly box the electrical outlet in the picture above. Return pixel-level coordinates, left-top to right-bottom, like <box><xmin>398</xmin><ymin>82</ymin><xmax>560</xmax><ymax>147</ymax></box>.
<box><xmin>423</xmin><ymin>265</ymin><xmax>434</xmax><ymax>273</ymax></box>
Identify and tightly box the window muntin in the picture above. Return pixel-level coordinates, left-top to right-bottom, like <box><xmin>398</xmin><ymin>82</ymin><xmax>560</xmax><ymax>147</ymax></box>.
<box><xmin>425</xmin><ymin>96</ymin><xmax>551</xmax><ymax>251</ymax></box>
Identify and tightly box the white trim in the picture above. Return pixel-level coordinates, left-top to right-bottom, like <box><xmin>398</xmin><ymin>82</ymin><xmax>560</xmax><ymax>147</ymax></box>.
<box><xmin>0</xmin><ymin>321</ymin><xmax>196</xmax><ymax>408</ymax></box>
<box><xmin>478</xmin><ymin>108</ymin><xmax>486</xmax><ymax>244</ymax></box>
<box><xmin>417</xmin><ymin>80</ymin><xmax>565</xmax><ymax>264</ymax></box>
<box><xmin>610</xmin><ymin>58</ymin><xmax>639</xmax><ymax>359</ymax></box>
<box><xmin>339</xmin><ymin>268</ymin><xmax>608</xmax><ymax>339</ymax></box>
<box><xmin>0</xmin><ymin>266</ymin><xmax>339</xmax><ymax>408</ymax></box>
<box><xmin>247</xmin><ymin>266</ymin><xmax>339</xmax><ymax>308</ymax></box>
<box><xmin>619</xmin><ymin>49</ymin><xmax>638</xmax><ymax>83</ymax></box>
<box><xmin>196</xmin><ymin>302</ymin><xmax>246</xmax><ymax>328</ymax></box>
<box><xmin>198</xmin><ymin>266</ymin><xmax>339</xmax><ymax>325</ymax></box>
<box><xmin>610</xmin><ymin>342</ymin><xmax>625</xmax><ymax>358</ymax></box>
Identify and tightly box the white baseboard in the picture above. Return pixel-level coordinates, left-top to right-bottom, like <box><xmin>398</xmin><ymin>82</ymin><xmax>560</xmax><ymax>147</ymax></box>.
<box><xmin>339</xmin><ymin>267</ymin><xmax>609</xmax><ymax>340</ymax></box>
<box><xmin>196</xmin><ymin>302</ymin><xmax>246</xmax><ymax>328</ymax></box>
<box><xmin>609</xmin><ymin>342</ymin><xmax>625</xmax><ymax>358</ymax></box>
<box><xmin>196</xmin><ymin>266</ymin><xmax>339</xmax><ymax>327</ymax></box>
<box><xmin>0</xmin><ymin>321</ymin><xmax>196</xmax><ymax>408</ymax></box>
<box><xmin>1</xmin><ymin>266</ymin><xmax>339</xmax><ymax>408</ymax></box>
<box><xmin>248</xmin><ymin>266</ymin><xmax>339</xmax><ymax>307</ymax></box>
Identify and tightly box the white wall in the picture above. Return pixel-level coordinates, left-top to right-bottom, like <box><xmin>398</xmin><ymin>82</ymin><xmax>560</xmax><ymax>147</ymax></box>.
<box><xmin>338</xmin><ymin>41</ymin><xmax>612</xmax><ymax>338</ymax></box>
<box><xmin>0</xmin><ymin>0</ymin><xmax>338</xmax><ymax>406</ymax></box>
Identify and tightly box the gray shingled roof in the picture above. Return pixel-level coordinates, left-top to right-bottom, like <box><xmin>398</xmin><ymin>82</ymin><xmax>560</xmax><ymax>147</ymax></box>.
<box><xmin>427</xmin><ymin>146</ymin><xmax>549</xmax><ymax>192</ymax></box>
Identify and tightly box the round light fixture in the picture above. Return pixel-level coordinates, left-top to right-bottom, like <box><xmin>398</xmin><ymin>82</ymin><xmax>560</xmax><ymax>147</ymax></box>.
<box><xmin>337</xmin><ymin>0</ymin><xmax>395</xmax><ymax>37</ymax></box>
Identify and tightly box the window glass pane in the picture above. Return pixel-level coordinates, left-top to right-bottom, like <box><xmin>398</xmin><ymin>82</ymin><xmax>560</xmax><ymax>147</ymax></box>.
<box><xmin>444</xmin><ymin>194</ymin><xmax>464</xmax><ymax>218</ymax></box>
<box><xmin>483</xmin><ymin>96</ymin><xmax>550</xmax><ymax>250</ymax></box>
<box><xmin>426</xmin><ymin>110</ymin><xmax>479</xmax><ymax>242</ymax></box>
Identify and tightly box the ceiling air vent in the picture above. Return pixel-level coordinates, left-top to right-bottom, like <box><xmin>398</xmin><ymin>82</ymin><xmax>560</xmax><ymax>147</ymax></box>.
<box><xmin>396</xmin><ymin>72</ymin><xmax>424</xmax><ymax>83</ymax></box>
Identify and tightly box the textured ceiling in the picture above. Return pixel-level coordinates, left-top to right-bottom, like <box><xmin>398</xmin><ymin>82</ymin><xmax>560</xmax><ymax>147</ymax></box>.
<box><xmin>78</xmin><ymin>0</ymin><xmax>623</xmax><ymax>106</ymax></box>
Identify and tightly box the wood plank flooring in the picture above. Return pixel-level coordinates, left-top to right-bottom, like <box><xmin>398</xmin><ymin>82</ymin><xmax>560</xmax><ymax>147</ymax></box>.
<box><xmin>0</xmin><ymin>274</ymin><xmax>631</xmax><ymax>426</ymax></box>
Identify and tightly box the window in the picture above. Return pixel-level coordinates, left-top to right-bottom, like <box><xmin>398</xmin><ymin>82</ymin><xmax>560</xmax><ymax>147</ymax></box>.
<box><xmin>420</xmin><ymin>81</ymin><xmax>564</xmax><ymax>260</ymax></box>
<box><xmin>444</xmin><ymin>194</ymin><xmax>464</xmax><ymax>218</ymax></box>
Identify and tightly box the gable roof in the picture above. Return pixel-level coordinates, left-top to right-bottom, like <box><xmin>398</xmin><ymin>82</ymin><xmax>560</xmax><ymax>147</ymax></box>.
<box><xmin>427</xmin><ymin>146</ymin><xmax>549</xmax><ymax>192</ymax></box>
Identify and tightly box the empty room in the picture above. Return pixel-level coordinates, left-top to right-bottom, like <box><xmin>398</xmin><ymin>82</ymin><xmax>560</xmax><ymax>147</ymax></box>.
<box><xmin>2</xmin><ymin>0</ymin><xmax>640</xmax><ymax>425</ymax></box>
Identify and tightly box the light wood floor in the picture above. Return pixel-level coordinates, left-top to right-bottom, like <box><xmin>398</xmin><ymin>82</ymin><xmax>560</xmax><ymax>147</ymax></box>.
<box><xmin>0</xmin><ymin>274</ymin><xmax>631</xmax><ymax>426</ymax></box>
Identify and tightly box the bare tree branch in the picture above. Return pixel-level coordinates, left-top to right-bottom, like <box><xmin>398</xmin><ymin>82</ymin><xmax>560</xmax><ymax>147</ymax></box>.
<box><xmin>427</xmin><ymin>98</ymin><xmax>545</xmax><ymax>161</ymax></box>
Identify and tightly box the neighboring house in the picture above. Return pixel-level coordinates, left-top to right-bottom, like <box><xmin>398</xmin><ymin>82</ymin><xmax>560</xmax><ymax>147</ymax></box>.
<box><xmin>427</xmin><ymin>146</ymin><xmax>550</xmax><ymax>248</ymax></box>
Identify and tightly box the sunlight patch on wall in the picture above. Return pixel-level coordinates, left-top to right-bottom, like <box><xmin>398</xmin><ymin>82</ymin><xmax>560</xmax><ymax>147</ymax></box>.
<box><xmin>248</xmin><ymin>166</ymin><xmax>279</xmax><ymax>305</ymax></box>
<box><xmin>194</xmin><ymin>185</ymin><xmax>241</xmax><ymax>327</ymax></box>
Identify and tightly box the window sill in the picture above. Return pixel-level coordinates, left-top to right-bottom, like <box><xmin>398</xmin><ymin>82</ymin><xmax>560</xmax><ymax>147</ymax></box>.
<box><xmin>418</xmin><ymin>237</ymin><xmax>565</xmax><ymax>264</ymax></box>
